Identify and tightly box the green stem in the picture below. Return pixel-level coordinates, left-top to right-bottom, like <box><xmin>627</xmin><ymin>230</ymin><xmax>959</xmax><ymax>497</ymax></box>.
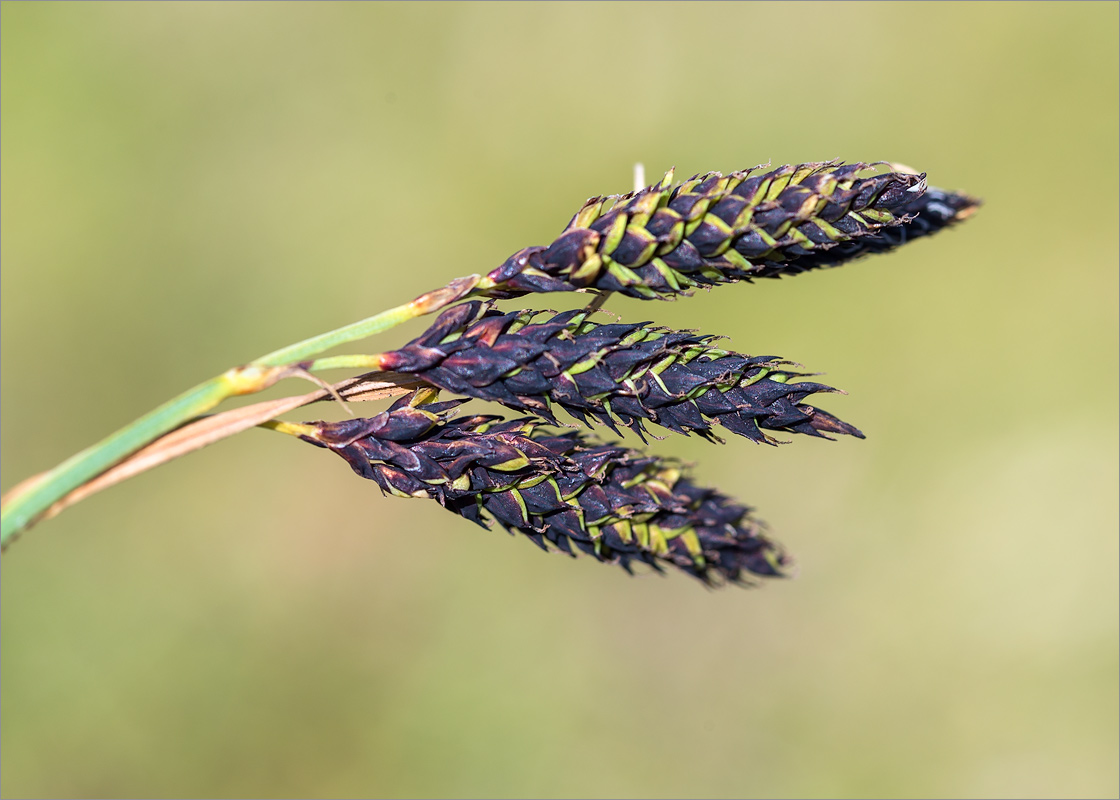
<box><xmin>1</xmin><ymin>373</ymin><xmax>236</xmax><ymax>545</ymax></box>
<box><xmin>305</xmin><ymin>354</ymin><xmax>387</xmax><ymax>372</ymax></box>
<box><xmin>251</xmin><ymin>300</ymin><xmax>419</xmax><ymax>367</ymax></box>
<box><xmin>0</xmin><ymin>296</ymin><xmax>434</xmax><ymax>547</ymax></box>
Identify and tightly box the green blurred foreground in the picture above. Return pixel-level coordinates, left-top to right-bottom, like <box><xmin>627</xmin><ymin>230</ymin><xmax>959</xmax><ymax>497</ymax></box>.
<box><xmin>2</xmin><ymin>3</ymin><xmax>1117</xmax><ymax>798</ymax></box>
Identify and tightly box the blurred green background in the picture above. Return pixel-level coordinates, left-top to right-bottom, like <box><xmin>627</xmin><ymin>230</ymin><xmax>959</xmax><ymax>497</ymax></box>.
<box><xmin>2</xmin><ymin>3</ymin><xmax>1116</xmax><ymax>798</ymax></box>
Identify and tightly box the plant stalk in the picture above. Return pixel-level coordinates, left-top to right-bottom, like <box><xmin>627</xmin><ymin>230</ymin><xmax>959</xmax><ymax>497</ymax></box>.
<box><xmin>0</xmin><ymin>276</ymin><xmax>482</xmax><ymax>546</ymax></box>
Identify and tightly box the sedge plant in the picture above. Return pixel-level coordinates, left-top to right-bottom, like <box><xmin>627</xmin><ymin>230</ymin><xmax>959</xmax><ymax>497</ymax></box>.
<box><xmin>0</xmin><ymin>160</ymin><xmax>979</xmax><ymax>585</ymax></box>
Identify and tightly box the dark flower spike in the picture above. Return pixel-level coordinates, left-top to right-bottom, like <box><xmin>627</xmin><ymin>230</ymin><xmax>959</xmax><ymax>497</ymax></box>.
<box><xmin>378</xmin><ymin>300</ymin><xmax>864</xmax><ymax>444</ymax></box>
<box><xmin>478</xmin><ymin>161</ymin><xmax>979</xmax><ymax>300</ymax></box>
<box><xmin>297</xmin><ymin>397</ymin><xmax>788</xmax><ymax>586</ymax></box>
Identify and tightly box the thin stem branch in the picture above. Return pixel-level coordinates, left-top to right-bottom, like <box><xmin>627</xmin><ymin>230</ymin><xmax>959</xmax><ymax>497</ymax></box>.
<box><xmin>306</xmin><ymin>354</ymin><xmax>389</xmax><ymax>372</ymax></box>
<box><xmin>252</xmin><ymin>274</ymin><xmax>484</xmax><ymax>367</ymax></box>
<box><xmin>252</xmin><ymin>303</ymin><xmax>414</xmax><ymax>367</ymax></box>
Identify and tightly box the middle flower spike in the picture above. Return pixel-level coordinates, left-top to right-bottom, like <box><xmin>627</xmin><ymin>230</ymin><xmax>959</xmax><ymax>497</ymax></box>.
<box><xmin>378</xmin><ymin>301</ymin><xmax>863</xmax><ymax>445</ymax></box>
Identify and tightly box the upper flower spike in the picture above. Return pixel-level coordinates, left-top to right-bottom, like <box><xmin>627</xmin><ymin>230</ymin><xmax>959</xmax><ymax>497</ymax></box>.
<box><xmin>478</xmin><ymin>161</ymin><xmax>979</xmax><ymax>299</ymax></box>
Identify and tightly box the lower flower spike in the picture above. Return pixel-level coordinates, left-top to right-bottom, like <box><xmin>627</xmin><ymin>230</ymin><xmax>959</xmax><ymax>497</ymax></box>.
<box><xmin>297</xmin><ymin>393</ymin><xmax>788</xmax><ymax>586</ymax></box>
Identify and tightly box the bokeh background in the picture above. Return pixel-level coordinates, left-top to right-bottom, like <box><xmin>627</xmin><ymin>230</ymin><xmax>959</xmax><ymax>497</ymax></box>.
<box><xmin>2</xmin><ymin>3</ymin><xmax>1117</xmax><ymax>798</ymax></box>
